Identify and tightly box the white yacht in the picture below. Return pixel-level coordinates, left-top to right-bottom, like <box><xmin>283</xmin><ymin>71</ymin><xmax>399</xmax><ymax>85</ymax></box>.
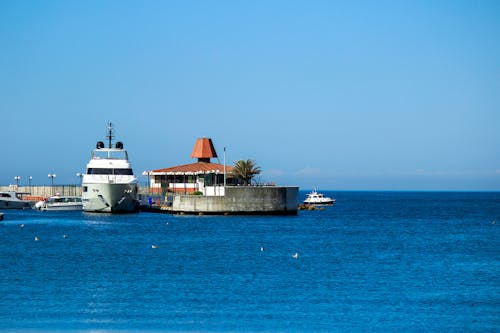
<box><xmin>35</xmin><ymin>195</ymin><xmax>83</xmax><ymax>211</ymax></box>
<box><xmin>303</xmin><ymin>189</ymin><xmax>336</xmax><ymax>205</ymax></box>
<box><xmin>81</xmin><ymin>123</ymin><xmax>139</xmax><ymax>213</ymax></box>
<box><xmin>0</xmin><ymin>191</ymin><xmax>32</xmax><ymax>209</ymax></box>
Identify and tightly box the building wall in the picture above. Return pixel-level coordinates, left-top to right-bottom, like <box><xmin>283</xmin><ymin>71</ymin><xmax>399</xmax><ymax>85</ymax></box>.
<box><xmin>172</xmin><ymin>186</ymin><xmax>299</xmax><ymax>215</ymax></box>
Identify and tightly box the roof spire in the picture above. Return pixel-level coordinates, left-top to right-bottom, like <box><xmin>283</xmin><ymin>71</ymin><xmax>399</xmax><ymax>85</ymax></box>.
<box><xmin>191</xmin><ymin>137</ymin><xmax>217</xmax><ymax>163</ymax></box>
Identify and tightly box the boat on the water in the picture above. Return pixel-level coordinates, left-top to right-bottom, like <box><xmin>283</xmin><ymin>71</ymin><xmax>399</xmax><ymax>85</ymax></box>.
<box><xmin>81</xmin><ymin>123</ymin><xmax>139</xmax><ymax>213</ymax></box>
<box><xmin>303</xmin><ymin>189</ymin><xmax>335</xmax><ymax>205</ymax></box>
<box><xmin>0</xmin><ymin>192</ymin><xmax>32</xmax><ymax>209</ymax></box>
<box><xmin>35</xmin><ymin>195</ymin><xmax>83</xmax><ymax>211</ymax></box>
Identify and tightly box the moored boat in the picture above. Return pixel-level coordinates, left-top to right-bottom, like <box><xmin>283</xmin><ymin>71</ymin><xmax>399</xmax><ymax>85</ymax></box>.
<box><xmin>303</xmin><ymin>189</ymin><xmax>335</xmax><ymax>205</ymax></box>
<box><xmin>81</xmin><ymin>123</ymin><xmax>139</xmax><ymax>213</ymax></box>
<box><xmin>35</xmin><ymin>195</ymin><xmax>83</xmax><ymax>211</ymax></box>
<box><xmin>0</xmin><ymin>191</ymin><xmax>32</xmax><ymax>209</ymax></box>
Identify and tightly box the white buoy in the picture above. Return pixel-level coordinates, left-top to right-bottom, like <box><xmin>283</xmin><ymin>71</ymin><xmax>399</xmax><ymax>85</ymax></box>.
<box><xmin>151</xmin><ymin>245</ymin><xmax>159</xmax><ymax>249</ymax></box>
<box><xmin>292</xmin><ymin>252</ymin><xmax>299</xmax><ymax>259</ymax></box>
<box><xmin>260</xmin><ymin>246</ymin><xmax>265</xmax><ymax>252</ymax></box>
<box><xmin>20</xmin><ymin>224</ymin><xmax>25</xmax><ymax>228</ymax></box>
<box><xmin>63</xmin><ymin>235</ymin><xmax>68</xmax><ymax>239</ymax></box>
<box><xmin>34</xmin><ymin>236</ymin><xmax>40</xmax><ymax>241</ymax></box>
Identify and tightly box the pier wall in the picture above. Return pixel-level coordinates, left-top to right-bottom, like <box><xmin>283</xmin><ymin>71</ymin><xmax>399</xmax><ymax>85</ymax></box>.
<box><xmin>172</xmin><ymin>186</ymin><xmax>299</xmax><ymax>215</ymax></box>
<box><xmin>0</xmin><ymin>185</ymin><xmax>82</xmax><ymax>199</ymax></box>
<box><xmin>0</xmin><ymin>185</ymin><xmax>155</xmax><ymax>199</ymax></box>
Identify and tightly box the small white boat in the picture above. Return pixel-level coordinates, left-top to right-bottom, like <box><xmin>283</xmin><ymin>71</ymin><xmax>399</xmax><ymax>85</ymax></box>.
<box><xmin>35</xmin><ymin>195</ymin><xmax>83</xmax><ymax>211</ymax></box>
<box><xmin>303</xmin><ymin>189</ymin><xmax>335</xmax><ymax>205</ymax></box>
<box><xmin>0</xmin><ymin>192</ymin><xmax>32</xmax><ymax>209</ymax></box>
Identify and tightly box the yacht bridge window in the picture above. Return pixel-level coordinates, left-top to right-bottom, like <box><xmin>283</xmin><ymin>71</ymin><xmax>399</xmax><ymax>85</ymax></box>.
<box><xmin>87</xmin><ymin>168</ymin><xmax>134</xmax><ymax>175</ymax></box>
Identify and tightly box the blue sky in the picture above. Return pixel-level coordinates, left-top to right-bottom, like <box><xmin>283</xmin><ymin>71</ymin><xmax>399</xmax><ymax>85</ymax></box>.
<box><xmin>1</xmin><ymin>0</ymin><xmax>499</xmax><ymax>190</ymax></box>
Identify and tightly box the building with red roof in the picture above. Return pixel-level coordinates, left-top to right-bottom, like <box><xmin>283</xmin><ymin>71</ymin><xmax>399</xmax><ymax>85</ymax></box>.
<box><xmin>148</xmin><ymin>138</ymin><xmax>235</xmax><ymax>194</ymax></box>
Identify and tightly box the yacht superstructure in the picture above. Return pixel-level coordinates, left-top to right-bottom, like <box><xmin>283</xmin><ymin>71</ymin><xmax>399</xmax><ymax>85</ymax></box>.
<box><xmin>82</xmin><ymin>123</ymin><xmax>139</xmax><ymax>213</ymax></box>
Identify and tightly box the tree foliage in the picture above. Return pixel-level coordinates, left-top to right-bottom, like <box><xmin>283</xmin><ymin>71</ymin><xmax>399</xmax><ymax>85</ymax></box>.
<box><xmin>232</xmin><ymin>159</ymin><xmax>261</xmax><ymax>185</ymax></box>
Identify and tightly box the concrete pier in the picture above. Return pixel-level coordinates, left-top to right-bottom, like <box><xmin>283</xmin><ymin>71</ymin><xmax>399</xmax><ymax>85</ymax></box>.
<box><xmin>2</xmin><ymin>185</ymin><xmax>299</xmax><ymax>215</ymax></box>
<box><xmin>0</xmin><ymin>185</ymin><xmax>81</xmax><ymax>200</ymax></box>
<box><xmin>170</xmin><ymin>186</ymin><xmax>299</xmax><ymax>215</ymax></box>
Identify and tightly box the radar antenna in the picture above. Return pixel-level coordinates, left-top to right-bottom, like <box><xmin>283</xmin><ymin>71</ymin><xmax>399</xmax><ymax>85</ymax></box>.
<box><xmin>107</xmin><ymin>122</ymin><xmax>114</xmax><ymax>148</ymax></box>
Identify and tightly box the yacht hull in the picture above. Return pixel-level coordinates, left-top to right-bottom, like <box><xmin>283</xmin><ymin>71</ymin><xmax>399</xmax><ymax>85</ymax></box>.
<box><xmin>82</xmin><ymin>183</ymin><xmax>138</xmax><ymax>213</ymax></box>
<box><xmin>0</xmin><ymin>200</ymin><xmax>32</xmax><ymax>210</ymax></box>
<box><xmin>303</xmin><ymin>199</ymin><xmax>335</xmax><ymax>205</ymax></box>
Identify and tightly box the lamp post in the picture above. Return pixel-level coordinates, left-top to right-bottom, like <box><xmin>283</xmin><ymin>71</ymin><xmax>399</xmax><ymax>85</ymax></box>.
<box><xmin>48</xmin><ymin>174</ymin><xmax>56</xmax><ymax>195</ymax></box>
<box><xmin>14</xmin><ymin>176</ymin><xmax>21</xmax><ymax>190</ymax></box>
<box><xmin>76</xmin><ymin>172</ymin><xmax>84</xmax><ymax>182</ymax></box>
<box><xmin>142</xmin><ymin>171</ymin><xmax>151</xmax><ymax>194</ymax></box>
<box><xmin>76</xmin><ymin>173</ymin><xmax>84</xmax><ymax>196</ymax></box>
<box><xmin>29</xmin><ymin>176</ymin><xmax>32</xmax><ymax>195</ymax></box>
<box><xmin>223</xmin><ymin>146</ymin><xmax>226</xmax><ymax>188</ymax></box>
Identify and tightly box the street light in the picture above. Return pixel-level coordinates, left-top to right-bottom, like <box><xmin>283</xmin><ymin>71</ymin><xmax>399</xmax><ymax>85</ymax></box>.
<box><xmin>48</xmin><ymin>174</ymin><xmax>56</xmax><ymax>195</ymax></box>
<box><xmin>142</xmin><ymin>170</ymin><xmax>151</xmax><ymax>194</ymax></box>
<box><xmin>76</xmin><ymin>172</ymin><xmax>84</xmax><ymax>182</ymax></box>
<box><xmin>14</xmin><ymin>176</ymin><xmax>21</xmax><ymax>189</ymax></box>
<box><xmin>29</xmin><ymin>176</ymin><xmax>33</xmax><ymax>194</ymax></box>
<box><xmin>76</xmin><ymin>173</ymin><xmax>84</xmax><ymax>196</ymax></box>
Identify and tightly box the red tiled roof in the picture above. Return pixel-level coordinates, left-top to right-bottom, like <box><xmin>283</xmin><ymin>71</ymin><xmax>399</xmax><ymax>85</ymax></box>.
<box><xmin>151</xmin><ymin>162</ymin><xmax>232</xmax><ymax>175</ymax></box>
<box><xmin>191</xmin><ymin>138</ymin><xmax>217</xmax><ymax>159</ymax></box>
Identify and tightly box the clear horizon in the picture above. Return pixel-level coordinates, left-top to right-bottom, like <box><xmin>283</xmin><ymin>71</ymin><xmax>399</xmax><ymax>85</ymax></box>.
<box><xmin>1</xmin><ymin>1</ymin><xmax>499</xmax><ymax>191</ymax></box>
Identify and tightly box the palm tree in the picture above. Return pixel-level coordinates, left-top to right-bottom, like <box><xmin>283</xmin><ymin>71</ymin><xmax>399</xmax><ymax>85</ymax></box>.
<box><xmin>232</xmin><ymin>159</ymin><xmax>261</xmax><ymax>185</ymax></box>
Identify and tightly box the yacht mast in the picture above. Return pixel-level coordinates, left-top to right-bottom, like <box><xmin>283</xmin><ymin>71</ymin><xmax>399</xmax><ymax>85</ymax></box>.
<box><xmin>107</xmin><ymin>122</ymin><xmax>114</xmax><ymax>148</ymax></box>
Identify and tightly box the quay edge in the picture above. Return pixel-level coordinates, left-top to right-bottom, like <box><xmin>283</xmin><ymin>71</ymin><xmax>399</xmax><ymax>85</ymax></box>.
<box><xmin>146</xmin><ymin>186</ymin><xmax>299</xmax><ymax>215</ymax></box>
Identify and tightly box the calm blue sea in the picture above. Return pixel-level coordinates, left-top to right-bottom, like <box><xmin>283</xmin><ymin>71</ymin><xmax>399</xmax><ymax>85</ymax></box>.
<box><xmin>0</xmin><ymin>191</ymin><xmax>499</xmax><ymax>332</ymax></box>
